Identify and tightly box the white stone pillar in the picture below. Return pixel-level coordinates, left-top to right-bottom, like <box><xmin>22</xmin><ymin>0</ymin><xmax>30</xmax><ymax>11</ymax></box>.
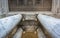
<box><xmin>0</xmin><ymin>0</ymin><xmax>4</xmax><ymax>18</ymax></box>
<box><xmin>1</xmin><ymin>0</ymin><xmax>9</xmax><ymax>14</ymax></box>
<box><xmin>52</xmin><ymin>0</ymin><xmax>59</xmax><ymax>14</ymax></box>
<box><xmin>52</xmin><ymin>0</ymin><xmax>56</xmax><ymax>13</ymax></box>
<box><xmin>58</xmin><ymin>0</ymin><xmax>60</xmax><ymax>13</ymax></box>
<box><xmin>0</xmin><ymin>0</ymin><xmax>2</xmax><ymax>14</ymax></box>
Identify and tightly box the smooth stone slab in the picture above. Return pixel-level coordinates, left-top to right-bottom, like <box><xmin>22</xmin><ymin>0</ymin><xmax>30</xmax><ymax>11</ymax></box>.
<box><xmin>0</xmin><ymin>14</ymin><xmax>22</xmax><ymax>38</ymax></box>
<box><xmin>38</xmin><ymin>14</ymin><xmax>60</xmax><ymax>38</ymax></box>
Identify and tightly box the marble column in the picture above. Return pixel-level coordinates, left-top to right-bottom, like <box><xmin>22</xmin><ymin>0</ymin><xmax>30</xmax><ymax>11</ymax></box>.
<box><xmin>1</xmin><ymin>0</ymin><xmax>9</xmax><ymax>14</ymax></box>
<box><xmin>52</xmin><ymin>0</ymin><xmax>59</xmax><ymax>14</ymax></box>
<box><xmin>0</xmin><ymin>0</ymin><xmax>2</xmax><ymax>14</ymax></box>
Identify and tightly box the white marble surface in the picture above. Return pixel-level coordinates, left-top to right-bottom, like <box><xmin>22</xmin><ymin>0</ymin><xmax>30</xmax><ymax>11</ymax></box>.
<box><xmin>38</xmin><ymin>14</ymin><xmax>60</xmax><ymax>38</ymax></box>
<box><xmin>0</xmin><ymin>14</ymin><xmax>22</xmax><ymax>38</ymax></box>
